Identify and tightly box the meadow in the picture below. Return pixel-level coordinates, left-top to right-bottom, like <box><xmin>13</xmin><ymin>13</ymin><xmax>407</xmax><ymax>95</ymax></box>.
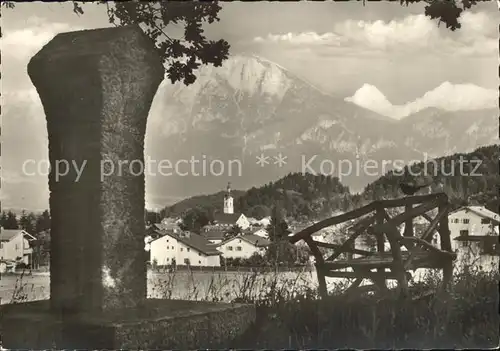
<box><xmin>1</xmin><ymin>265</ymin><xmax>498</xmax><ymax>348</ymax></box>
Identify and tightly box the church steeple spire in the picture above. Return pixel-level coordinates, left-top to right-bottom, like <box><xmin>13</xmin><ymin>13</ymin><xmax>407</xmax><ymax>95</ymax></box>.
<box><xmin>223</xmin><ymin>182</ymin><xmax>234</xmax><ymax>214</ymax></box>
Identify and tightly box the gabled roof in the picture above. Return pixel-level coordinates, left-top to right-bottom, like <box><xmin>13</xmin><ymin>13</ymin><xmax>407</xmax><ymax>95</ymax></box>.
<box><xmin>152</xmin><ymin>230</ymin><xmax>221</xmax><ymax>256</ymax></box>
<box><xmin>213</xmin><ymin>213</ymin><xmax>244</xmax><ymax>225</ymax></box>
<box><xmin>240</xmin><ymin>234</ymin><xmax>271</xmax><ymax>247</ymax></box>
<box><xmin>203</xmin><ymin>230</ymin><xmax>227</xmax><ymax>241</ymax></box>
<box><xmin>153</xmin><ymin>222</ymin><xmax>180</xmax><ymax>231</ymax></box>
<box><xmin>451</xmin><ymin>206</ymin><xmax>500</xmax><ymax>223</ymax></box>
<box><xmin>220</xmin><ymin>234</ymin><xmax>271</xmax><ymax>248</ymax></box>
<box><xmin>0</xmin><ymin>229</ymin><xmax>35</xmax><ymax>242</ymax></box>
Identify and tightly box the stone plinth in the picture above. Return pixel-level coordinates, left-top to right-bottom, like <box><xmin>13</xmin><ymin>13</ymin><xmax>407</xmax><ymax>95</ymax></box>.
<box><xmin>27</xmin><ymin>25</ymin><xmax>164</xmax><ymax>314</ymax></box>
<box><xmin>0</xmin><ymin>25</ymin><xmax>257</xmax><ymax>349</ymax></box>
<box><xmin>0</xmin><ymin>299</ymin><xmax>256</xmax><ymax>349</ymax></box>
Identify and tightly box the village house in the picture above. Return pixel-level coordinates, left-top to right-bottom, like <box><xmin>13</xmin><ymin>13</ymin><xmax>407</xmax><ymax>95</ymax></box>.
<box><xmin>161</xmin><ymin>217</ymin><xmax>182</xmax><ymax>226</ymax></box>
<box><xmin>201</xmin><ymin>228</ymin><xmax>227</xmax><ymax>245</ymax></box>
<box><xmin>0</xmin><ymin>228</ymin><xmax>37</xmax><ymax>268</ymax></box>
<box><xmin>247</xmin><ymin>216</ymin><xmax>271</xmax><ymax>227</ymax></box>
<box><xmin>217</xmin><ymin>234</ymin><xmax>271</xmax><ymax>259</ymax></box>
<box><xmin>147</xmin><ymin>222</ymin><xmax>181</xmax><ymax>235</ymax></box>
<box><xmin>447</xmin><ymin>206</ymin><xmax>499</xmax><ymax>271</ymax></box>
<box><xmin>246</xmin><ymin>227</ymin><xmax>269</xmax><ymax>238</ymax></box>
<box><xmin>149</xmin><ymin>229</ymin><xmax>221</xmax><ymax>267</ymax></box>
<box><xmin>448</xmin><ymin>206</ymin><xmax>499</xmax><ymax>243</ymax></box>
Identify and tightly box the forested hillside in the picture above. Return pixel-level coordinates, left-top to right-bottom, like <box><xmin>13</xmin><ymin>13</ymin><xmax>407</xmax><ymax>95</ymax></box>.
<box><xmin>162</xmin><ymin>172</ymin><xmax>351</xmax><ymax>221</ymax></box>
<box><xmin>361</xmin><ymin>144</ymin><xmax>499</xmax><ymax>212</ymax></box>
<box><xmin>162</xmin><ymin>144</ymin><xmax>499</xmax><ymax>222</ymax></box>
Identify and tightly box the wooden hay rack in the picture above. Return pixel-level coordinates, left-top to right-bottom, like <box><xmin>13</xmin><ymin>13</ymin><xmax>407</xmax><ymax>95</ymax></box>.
<box><xmin>289</xmin><ymin>193</ymin><xmax>456</xmax><ymax>299</ymax></box>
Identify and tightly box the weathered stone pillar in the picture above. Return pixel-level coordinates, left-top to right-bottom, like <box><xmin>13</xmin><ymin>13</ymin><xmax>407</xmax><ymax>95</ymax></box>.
<box><xmin>27</xmin><ymin>26</ymin><xmax>164</xmax><ymax>313</ymax></box>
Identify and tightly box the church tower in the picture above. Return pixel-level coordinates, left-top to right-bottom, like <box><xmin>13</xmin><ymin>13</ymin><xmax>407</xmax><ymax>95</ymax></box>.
<box><xmin>223</xmin><ymin>182</ymin><xmax>234</xmax><ymax>214</ymax></box>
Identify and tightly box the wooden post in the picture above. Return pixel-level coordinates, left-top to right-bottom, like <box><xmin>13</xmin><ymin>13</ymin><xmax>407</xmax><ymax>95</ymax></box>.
<box><xmin>375</xmin><ymin>207</ymin><xmax>385</xmax><ymax>253</ymax></box>
<box><xmin>404</xmin><ymin>204</ymin><xmax>414</xmax><ymax>249</ymax></box>
<box><xmin>375</xmin><ymin>206</ymin><xmax>388</xmax><ymax>292</ymax></box>
<box><xmin>438</xmin><ymin>202</ymin><xmax>453</xmax><ymax>292</ymax></box>
<box><xmin>305</xmin><ymin>237</ymin><xmax>328</xmax><ymax>299</ymax></box>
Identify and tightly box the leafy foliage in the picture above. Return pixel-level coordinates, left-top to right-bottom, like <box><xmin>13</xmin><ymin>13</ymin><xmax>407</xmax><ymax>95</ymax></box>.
<box><xmin>266</xmin><ymin>205</ymin><xmax>290</xmax><ymax>242</ymax></box>
<box><xmin>179</xmin><ymin>207</ymin><xmax>213</xmax><ymax>233</ymax></box>
<box><xmin>0</xmin><ymin>211</ymin><xmax>19</xmax><ymax>230</ymax></box>
<box><xmin>2</xmin><ymin>1</ymin><xmax>230</xmax><ymax>85</ymax></box>
<box><xmin>101</xmin><ymin>1</ymin><xmax>230</xmax><ymax>85</ymax></box>
<box><xmin>144</xmin><ymin>209</ymin><xmax>161</xmax><ymax>225</ymax></box>
<box><xmin>401</xmin><ymin>0</ymin><xmax>481</xmax><ymax>31</ymax></box>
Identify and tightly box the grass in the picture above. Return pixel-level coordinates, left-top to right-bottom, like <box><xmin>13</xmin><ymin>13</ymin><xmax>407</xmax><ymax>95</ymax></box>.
<box><xmin>3</xmin><ymin>264</ymin><xmax>499</xmax><ymax>349</ymax></box>
<box><xmin>146</xmin><ymin>264</ymin><xmax>500</xmax><ymax>348</ymax></box>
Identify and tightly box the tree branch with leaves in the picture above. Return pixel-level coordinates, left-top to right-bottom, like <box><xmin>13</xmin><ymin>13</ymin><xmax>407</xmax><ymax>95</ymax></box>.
<box><xmin>2</xmin><ymin>1</ymin><xmax>230</xmax><ymax>86</ymax></box>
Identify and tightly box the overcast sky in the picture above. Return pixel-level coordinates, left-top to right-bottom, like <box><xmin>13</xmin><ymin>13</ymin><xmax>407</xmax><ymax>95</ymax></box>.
<box><xmin>1</xmin><ymin>1</ymin><xmax>498</xmax><ymax>211</ymax></box>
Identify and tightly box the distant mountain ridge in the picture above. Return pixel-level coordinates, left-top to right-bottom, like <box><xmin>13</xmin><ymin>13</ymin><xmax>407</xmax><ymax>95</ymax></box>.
<box><xmin>144</xmin><ymin>55</ymin><xmax>496</xmax><ymax>205</ymax></box>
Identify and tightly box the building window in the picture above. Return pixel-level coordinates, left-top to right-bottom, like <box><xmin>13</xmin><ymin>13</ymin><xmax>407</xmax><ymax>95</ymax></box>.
<box><xmin>187</xmin><ymin>248</ymin><xmax>190</xmax><ymax>252</ymax></box>
<box><xmin>199</xmin><ymin>260</ymin><xmax>201</xmax><ymax>264</ymax></box>
<box><xmin>462</xmin><ymin>219</ymin><xmax>470</xmax><ymax>224</ymax></box>
<box><xmin>184</xmin><ymin>258</ymin><xmax>190</xmax><ymax>265</ymax></box>
<box><xmin>459</xmin><ymin>230</ymin><xmax>469</xmax><ymax>236</ymax></box>
<box><xmin>15</xmin><ymin>244</ymin><xmax>19</xmax><ymax>250</ymax></box>
<box><xmin>227</xmin><ymin>246</ymin><xmax>233</xmax><ymax>251</ymax></box>
<box><xmin>454</xmin><ymin>219</ymin><xmax>459</xmax><ymax>223</ymax></box>
<box><xmin>460</xmin><ymin>241</ymin><xmax>468</xmax><ymax>248</ymax></box>
<box><xmin>236</xmin><ymin>246</ymin><xmax>242</xmax><ymax>251</ymax></box>
<box><xmin>166</xmin><ymin>257</ymin><xmax>170</xmax><ymax>261</ymax></box>
<box><xmin>180</xmin><ymin>248</ymin><xmax>184</xmax><ymax>252</ymax></box>
<box><xmin>481</xmin><ymin>218</ymin><xmax>491</xmax><ymax>224</ymax></box>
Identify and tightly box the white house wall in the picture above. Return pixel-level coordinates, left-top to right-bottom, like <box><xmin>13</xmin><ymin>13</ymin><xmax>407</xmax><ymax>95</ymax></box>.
<box><xmin>0</xmin><ymin>232</ymin><xmax>25</xmax><ymax>262</ymax></box>
<box><xmin>218</xmin><ymin>238</ymin><xmax>265</xmax><ymax>259</ymax></box>
<box><xmin>150</xmin><ymin>235</ymin><xmax>220</xmax><ymax>267</ymax></box>
<box><xmin>236</xmin><ymin>215</ymin><xmax>250</xmax><ymax>230</ymax></box>
<box><xmin>449</xmin><ymin>209</ymin><xmax>497</xmax><ymax>251</ymax></box>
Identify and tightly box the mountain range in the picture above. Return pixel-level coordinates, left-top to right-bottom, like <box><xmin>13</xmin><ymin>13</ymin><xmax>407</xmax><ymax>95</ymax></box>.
<box><xmin>145</xmin><ymin>54</ymin><xmax>496</xmax><ymax>205</ymax></box>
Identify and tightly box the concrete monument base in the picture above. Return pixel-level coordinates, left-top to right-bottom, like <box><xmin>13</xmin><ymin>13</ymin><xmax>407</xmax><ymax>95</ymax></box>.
<box><xmin>1</xmin><ymin>299</ymin><xmax>256</xmax><ymax>349</ymax></box>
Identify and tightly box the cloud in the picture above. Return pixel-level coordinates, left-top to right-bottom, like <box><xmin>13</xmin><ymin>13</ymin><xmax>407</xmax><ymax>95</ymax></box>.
<box><xmin>345</xmin><ymin>81</ymin><xmax>498</xmax><ymax>119</ymax></box>
<box><xmin>253</xmin><ymin>11</ymin><xmax>497</xmax><ymax>56</ymax></box>
<box><xmin>1</xmin><ymin>17</ymin><xmax>80</xmax><ymax>58</ymax></box>
<box><xmin>254</xmin><ymin>32</ymin><xmax>347</xmax><ymax>46</ymax></box>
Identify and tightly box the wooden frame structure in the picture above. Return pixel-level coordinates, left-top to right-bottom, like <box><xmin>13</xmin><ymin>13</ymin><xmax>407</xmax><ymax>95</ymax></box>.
<box><xmin>289</xmin><ymin>193</ymin><xmax>456</xmax><ymax>299</ymax></box>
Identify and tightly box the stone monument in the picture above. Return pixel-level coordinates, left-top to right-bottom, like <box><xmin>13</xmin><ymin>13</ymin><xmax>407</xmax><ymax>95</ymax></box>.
<box><xmin>0</xmin><ymin>25</ymin><xmax>255</xmax><ymax>349</ymax></box>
